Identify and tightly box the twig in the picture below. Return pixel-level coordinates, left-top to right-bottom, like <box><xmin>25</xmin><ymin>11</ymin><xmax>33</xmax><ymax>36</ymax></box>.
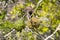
<box><xmin>32</xmin><ymin>0</ymin><xmax>43</xmax><ymax>15</ymax></box>
<box><xmin>20</xmin><ymin>0</ymin><xmax>43</xmax><ymax>20</ymax></box>
<box><xmin>32</xmin><ymin>28</ymin><xmax>45</xmax><ymax>40</ymax></box>
<box><xmin>4</xmin><ymin>29</ymin><xmax>16</xmax><ymax>38</ymax></box>
<box><xmin>44</xmin><ymin>24</ymin><xmax>60</xmax><ymax>40</ymax></box>
<box><xmin>20</xmin><ymin>13</ymin><xmax>26</xmax><ymax>20</ymax></box>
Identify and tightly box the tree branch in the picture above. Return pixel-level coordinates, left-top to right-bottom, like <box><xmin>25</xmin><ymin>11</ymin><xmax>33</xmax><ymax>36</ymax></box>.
<box><xmin>32</xmin><ymin>0</ymin><xmax>43</xmax><ymax>15</ymax></box>
<box><xmin>4</xmin><ymin>29</ymin><xmax>16</xmax><ymax>38</ymax></box>
<box><xmin>44</xmin><ymin>24</ymin><xmax>60</xmax><ymax>40</ymax></box>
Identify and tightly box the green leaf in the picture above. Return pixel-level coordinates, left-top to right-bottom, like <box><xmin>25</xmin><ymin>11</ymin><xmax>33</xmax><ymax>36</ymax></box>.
<box><xmin>14</xmin><ymin>19</ymin><xmax>25</xmax><ymax>31</ymax></box>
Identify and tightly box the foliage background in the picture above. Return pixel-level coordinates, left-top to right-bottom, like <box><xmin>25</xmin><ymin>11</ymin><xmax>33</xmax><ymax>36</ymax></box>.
<box><xmin>0</xmin><ymin>0</ymin><xmax>60</xmax><ymax>40</ymax></box>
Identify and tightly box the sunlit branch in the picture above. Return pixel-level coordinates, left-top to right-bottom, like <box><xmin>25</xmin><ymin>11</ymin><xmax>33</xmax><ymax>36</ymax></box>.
<box><xmin>44</xmin><ymin>24</ymin><xmax>60</xmax><ymax>40</ymax></box>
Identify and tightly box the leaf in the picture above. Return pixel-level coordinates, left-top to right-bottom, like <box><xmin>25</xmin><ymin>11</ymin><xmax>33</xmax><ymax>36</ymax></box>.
<box><xmin>42</xmin><ymin>27</ymin><xmax>49</xmax><ymax>33</ymax></box>
<box><xmin>14</xmin><ymin>19</ymin><xmax>25</xmax><ymax>31</ymax></box>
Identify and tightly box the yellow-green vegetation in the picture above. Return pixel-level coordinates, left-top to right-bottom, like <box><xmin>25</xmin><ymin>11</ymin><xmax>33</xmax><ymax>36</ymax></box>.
<box><xmin>0</xmin><ymin>0</ymin><xmax>60</xmax><ymax>40</ymax></box>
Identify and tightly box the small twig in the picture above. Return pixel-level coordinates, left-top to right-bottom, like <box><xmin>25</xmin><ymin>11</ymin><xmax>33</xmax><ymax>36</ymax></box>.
<box><xmin>32</xmin><ymin>28</ymin><xmax>45</xmax><ymax>40</ymax></box>
<box><xmin>4</xmin><ymin>29</ymin><xmax>16</xmax><ymax>38</ymax></box>
<box><xmin>44</xmin><ymin>24</ymin><xmax>60</xmax><ymax>40</ymax></box>
<box><xmin>20</xmin><ymin>0</ymin><xmax>43</xmax><ymax>20</ymax></box>
<box><xmin>20</xmin><ymin>13</ymin><xmax>26</xmax><ymax>20</ymax></box>
<box><xmin>32</xmin><ymin>0</ymin><xmax>43</xmax><ymax>16</ymax></box>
